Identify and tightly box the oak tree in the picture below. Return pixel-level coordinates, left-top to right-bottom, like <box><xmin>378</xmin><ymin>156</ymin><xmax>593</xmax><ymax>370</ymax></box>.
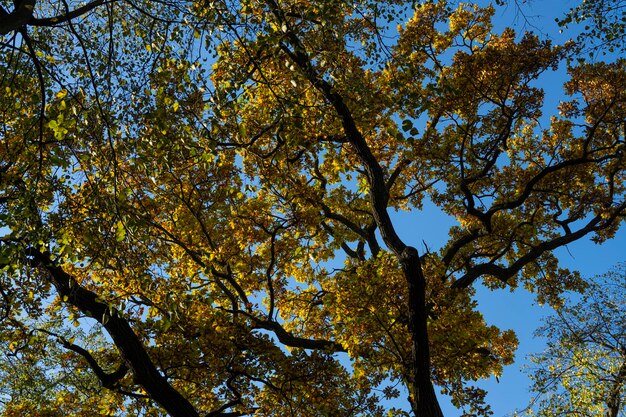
<box><xmin>0</xmin><ymin>0</ymin><xmax>625</xmax><ymax>416</ymax></box>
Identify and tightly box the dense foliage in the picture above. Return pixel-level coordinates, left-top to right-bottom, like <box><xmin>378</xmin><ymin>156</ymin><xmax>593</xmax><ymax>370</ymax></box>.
<box><xmin>0</xmin><ymin>0</ymin><xmax>624</xmax><ymax>416</ymax></box>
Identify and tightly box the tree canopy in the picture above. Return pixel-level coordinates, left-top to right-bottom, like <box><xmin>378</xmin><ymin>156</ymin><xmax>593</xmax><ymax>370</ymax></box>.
<box><xmin>526</xmin><ymin>263</ymin><xmax>626</xmax><ymax>417</ymax></box>
<box><xmin>0</xmin><ymin>0</ymin><xmax>625</xmax><ymax>416</ymax></box>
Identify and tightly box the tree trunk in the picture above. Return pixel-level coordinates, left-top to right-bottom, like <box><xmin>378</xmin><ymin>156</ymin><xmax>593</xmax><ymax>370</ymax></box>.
<box><xmin>268</xmin><ymin>9</ymin><xmax>446</xmax><ymax>413</ymax></box>
<box><xmin>400</xmin><ymin>247</ymin><xmax>445</xmax><ymax>417</ymax></box>
<box><xmin>606</xmin><ymin>359</ymin><xmax>626</xmax><ymax>417</ymax></box>
<box><xmin>410</xmin><ymin>379</ymin><xmax>445</xmax><ymax>417</ymax></box>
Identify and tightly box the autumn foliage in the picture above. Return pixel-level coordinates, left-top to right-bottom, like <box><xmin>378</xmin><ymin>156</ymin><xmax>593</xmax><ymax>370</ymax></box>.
<box><xmin>0</xmin><ymin>0</ymin><xmax>624</xmax><ymax>416</ymax></box>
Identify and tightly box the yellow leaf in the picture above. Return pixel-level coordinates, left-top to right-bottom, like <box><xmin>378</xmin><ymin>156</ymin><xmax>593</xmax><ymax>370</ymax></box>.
<box><xmin>115</xmin><ymin>220</ymin><xmax>125</xmax><ymax>242</ymax></box>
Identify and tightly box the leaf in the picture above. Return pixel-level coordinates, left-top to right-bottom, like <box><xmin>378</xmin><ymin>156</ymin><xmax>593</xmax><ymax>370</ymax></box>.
<box><xmin>401</xmin><ymin>119</ymin><xmax>413</xmax><ymax>132</ymax></box>
<box><xmin>115</xmin><ymin>220</ymin><xmax>125</xmax><ymax>242</ymax></box>
<box><xmin>162</xmin><ymin>319</ymin><xmax>172</xmax><ymax>332</ymax></box>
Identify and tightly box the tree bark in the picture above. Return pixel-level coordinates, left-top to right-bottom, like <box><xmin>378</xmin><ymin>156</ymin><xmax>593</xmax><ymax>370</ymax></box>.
<box><xmin>400</xmin><ymin>247</ymin><xmax>445</xmax><ymax>417</ymax></box>
<box><xmin>606</xmin><ymin>359</ymin><xmax>626</xmax><ymax>417</ymax></box>
<box><xmin>0</xmin><ymin>0</ymin><xmax>36</xmax><ymax>36</ymax></box>
<box><xmin>265</xmin><ymin>4</ymin><xmax>446</xmax><ymax>414</ymax></box>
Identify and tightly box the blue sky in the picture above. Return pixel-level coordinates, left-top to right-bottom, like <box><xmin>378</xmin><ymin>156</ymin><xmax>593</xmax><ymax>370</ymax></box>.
<box><xmin>472</xmin><ymin>3</ymin><xmax>625</xmax><ymax>414</ymax></box>
<box><xmin>467</xmin><ymin>233</ymin><xmax>626</xmax><ymax>416</ymax></box>
<box><xmin>393</xmin><ymin>201</ymin><xmax>626</xmax><ymax>415</ymax></box>
<box><xmin>392</xmin><ymin>2</ymin><xmax>626</xmax><ymax>415</ymax></box>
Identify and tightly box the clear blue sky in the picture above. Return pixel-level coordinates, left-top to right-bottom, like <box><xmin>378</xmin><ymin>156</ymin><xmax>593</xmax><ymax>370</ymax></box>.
<box><xmin>393</xmin><ymin>2</ymin><xmax>626</xmax><ymax>415</ymax></box>
<box><xmin>470</xmin><ymin>3</ymin><xmax>625</xmax><ymax>415</ymax></box>
<box><xmin>393</xmin><ymin>203</ymin><xmax>626</xmax><ymax>416</ymax></box>
<box><xmin>394</xmin><ymin>206</ymin><xmax>625</xmax><ymax>415</ymax></box>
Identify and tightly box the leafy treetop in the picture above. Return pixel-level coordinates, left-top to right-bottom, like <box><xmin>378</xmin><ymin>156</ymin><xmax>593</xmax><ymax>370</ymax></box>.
<box><xmin>0</xmin><ymin>0</ymin><xmax>624</xmax><ymax>416</ymax></box>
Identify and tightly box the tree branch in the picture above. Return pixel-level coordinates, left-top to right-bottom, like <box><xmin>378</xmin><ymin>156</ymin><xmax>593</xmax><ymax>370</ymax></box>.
<box><xmin>266</xmin><ymin>0</ymin><xmax>406</xmax><ymax>256</ymax></box>
<box><xmin>27</xmin><ymin>247</ymin><xmax>202</xmax><ymax>417</ymax></box>
<box><xmin>37</xmin><ymin>328</ymin><xmax>129</xmax><ymax>389</ymax></box>
<box><xmin>0</xmin><ymin>0</ymin><xmax>111</xmax><ymax>35</ymax></box>
<box><xmin>0</xmin><ymin>0</ymin><xmax>36</xmax><ymax>36</ymax></box>
<box><xmin>252</xmin><ymin>318</ymin><xmax>346</xmax><ymax>352</ymax></box>
<box><xmin>452</xmin><ymin>203</ymin><xmax>626</xmax><ymax>288</ymax></box>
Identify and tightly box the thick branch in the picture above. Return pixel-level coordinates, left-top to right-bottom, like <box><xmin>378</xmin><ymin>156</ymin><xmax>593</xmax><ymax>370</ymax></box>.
<box><xmin>34</xmin><ymin>328</ymin><xmax>128</xmax><ymax>390</ymax></box>
<box><xmin>252</xmin><ymin>318</ymin><xmax>346</xmax><ymax>352</ymax></box>
<box><xmin>0</xmin><ymin>0</ymin><xmax>109</xmax><ymax>35</ymax></box>
<box><xmin>28</xmin><ymin>248</ymin><xmax>202</xmax><ymax>417</ymax></box>
<box><xmin>0</xmin><ymin>0</ymin><xmax>36</xmax><ymax>36</ymax></box>
<box><xmin>452</xmin><ymin>203</ymin><xmax>626</xmax><ymax>288</ymax></box>
<box><xmin>64</xmin><ymin>343</ymin><xmax>128</xmax><ymax>389</ymax></box>
<box><xmin>39</xmin><ymin>329</ymin><xmax>129</xmax><ymax>389</ymax></box>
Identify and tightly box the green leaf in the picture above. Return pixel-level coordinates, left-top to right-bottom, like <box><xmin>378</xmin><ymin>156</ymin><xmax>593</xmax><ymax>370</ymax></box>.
<box><xmin>115</xmin><ymin>220</ymin><xmax>125</xmax><ymax>242</ymax></box>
